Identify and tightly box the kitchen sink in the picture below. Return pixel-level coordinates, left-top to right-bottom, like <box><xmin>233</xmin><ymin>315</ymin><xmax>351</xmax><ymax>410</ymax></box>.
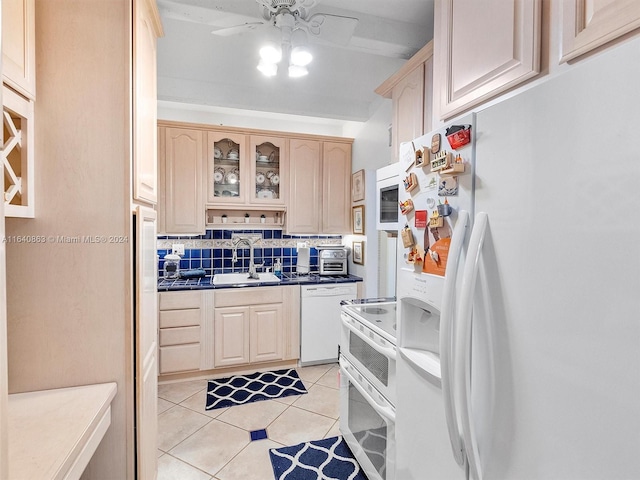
<box><xmin>211</xmin><ymin>272</ymin><xmax>281</xmax><ymax>286</ymax></box>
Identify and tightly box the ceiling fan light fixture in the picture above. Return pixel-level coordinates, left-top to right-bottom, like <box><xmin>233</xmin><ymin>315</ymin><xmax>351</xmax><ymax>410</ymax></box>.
<box><xmin>290</xmin><ymin>46</ymin><xmax>312</xmax><ymax>66</ymax></box>
<box><xmin>288</xmin><ymin>64</ymin><xmax>308</xmax><ymax>78</ymax></box>
<box><xmin>259</xmin><ymin>44</ymin><xmax>282</xmax><ymax>63</ymax></box>
<box><xmin>258</xmin><ymin>60</ymin><xmax>278</xmax><ymax>76</ymax></box>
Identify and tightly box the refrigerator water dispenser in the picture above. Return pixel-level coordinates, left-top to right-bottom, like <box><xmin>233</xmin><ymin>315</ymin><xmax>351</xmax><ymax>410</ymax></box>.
<box><xmin>398</xmin><ymin>296</ymin><xmax>442</xmax><ymax>380</ymax></box>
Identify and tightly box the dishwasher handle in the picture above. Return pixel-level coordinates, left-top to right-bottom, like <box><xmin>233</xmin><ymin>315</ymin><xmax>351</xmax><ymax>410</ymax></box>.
<box><xmin>301</xmin><ymin>285</ymin><xmax>357</xmax><ymax>297</ymax></box>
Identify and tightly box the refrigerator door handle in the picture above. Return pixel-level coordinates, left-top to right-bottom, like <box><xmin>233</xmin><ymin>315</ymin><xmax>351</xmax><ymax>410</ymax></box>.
<box><xmin>456</xmin><ymin>212</ymin><xmax>489</xmax><ymax>480</ymax></box>
<box><xmin>440</xmin><ymin>210</ymin><xmax>469</xmax><ymax>468</ymax></box>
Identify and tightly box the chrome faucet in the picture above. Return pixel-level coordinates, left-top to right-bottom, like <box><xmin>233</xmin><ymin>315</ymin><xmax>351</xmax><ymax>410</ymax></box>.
<box><xmin>232</xmin><ymin>236</ymin><xmax>263</xmax><ymax>279</ymax></box>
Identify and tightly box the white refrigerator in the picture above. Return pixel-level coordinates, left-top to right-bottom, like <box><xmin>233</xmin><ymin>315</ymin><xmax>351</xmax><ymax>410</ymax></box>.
<box><xmin>396</xmin><ymin>37</ymin><xmax>640</xmax><ymax>479</ymax></box>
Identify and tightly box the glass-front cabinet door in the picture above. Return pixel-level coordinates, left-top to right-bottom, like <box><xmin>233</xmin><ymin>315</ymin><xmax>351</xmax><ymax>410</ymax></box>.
<box><xmin>250</xmin><ymin>135</ymin><xmax>286</xmax><ymax>205</ymax></box>
<box><xmin>207</xmin><ymin>131</ymin><xmax>247</xmax><ymax>204</ymax></box>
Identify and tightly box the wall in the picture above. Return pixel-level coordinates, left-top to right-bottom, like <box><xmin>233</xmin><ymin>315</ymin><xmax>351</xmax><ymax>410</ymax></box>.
<box><xmin>344</xmin><ymin>98</ymin><xmax>393</xmax><ymax>298</ymax></box>
<box><xmin>159</xmin><ymin>100</ymin><xmax>362</xmax><ymax>137</ymax></box>
<box><xmin>4</xmin><ymin>1</ymin><xmax>132</xmax><ymax>478</ymax></box>
<box><xmin>157</xmin><ymin>229</ymin><xmax>342</xmax><ymax>278</ymax></box>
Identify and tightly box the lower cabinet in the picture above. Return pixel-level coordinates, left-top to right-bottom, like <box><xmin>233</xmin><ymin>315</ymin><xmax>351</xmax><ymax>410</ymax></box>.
<box><xmin>214</xmin><ymin>285</ymin><xmax>299</xmax><ymax>368</ymax></box>
<box><xmin>158</xmin><ymin>290</ymin><xmax>214</xmax><ymax>375</ymax></box>
<box><xmin>158</xmin><ymin>285</ymin><xmax>300</xmax><ymax>376</ymax></box>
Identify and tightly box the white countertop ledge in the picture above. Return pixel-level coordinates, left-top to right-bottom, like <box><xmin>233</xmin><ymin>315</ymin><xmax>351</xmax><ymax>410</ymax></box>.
<box><xmin>8</xmin><ymin>382</ymin><xmax>118</xmax><ymax>480</ymax></box>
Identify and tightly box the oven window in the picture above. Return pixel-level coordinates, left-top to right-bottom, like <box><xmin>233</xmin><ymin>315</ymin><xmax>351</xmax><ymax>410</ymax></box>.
<box><xmin>348</xmin><ymin>383</ymin><xmax>388</xmax><ymax>480</ymax></box>
<box><xmin>379</xmin><ymin>185</ymin><xmax>398</xmax><ymax>223</ymax></box>
<box><xmin>349</xmin><ymin>332</ymin><xmax>389</xmax><ymax>386</ymax></box>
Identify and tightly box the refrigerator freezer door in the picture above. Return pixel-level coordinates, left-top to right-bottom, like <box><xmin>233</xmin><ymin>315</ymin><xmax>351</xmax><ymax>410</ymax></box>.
<box><xmin>471</xmin><ymin>37</ymin><xmax>640</xmax><ymax>479</ymax></box>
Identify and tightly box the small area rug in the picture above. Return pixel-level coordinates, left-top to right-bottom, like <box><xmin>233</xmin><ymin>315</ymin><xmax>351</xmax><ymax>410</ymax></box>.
<box><xmin>205</xmin><ymin>368</ymin><xmax>307</xmax><ymax>410</ymax></box>
<box><xmin>269</xmin><ymin>436</ymin><xmax>367</xmax><ymax>480</ymax></box>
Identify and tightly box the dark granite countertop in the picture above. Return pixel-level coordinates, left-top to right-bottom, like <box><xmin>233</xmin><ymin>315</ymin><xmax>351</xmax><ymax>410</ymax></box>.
<box><xmin>158</xmin><ymin>272</ymin><xmax>363</xmax><ymax>292</ymax></box>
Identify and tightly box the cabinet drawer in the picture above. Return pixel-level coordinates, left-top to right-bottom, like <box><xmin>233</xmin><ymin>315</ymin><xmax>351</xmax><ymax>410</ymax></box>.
<box><xmin>159</xmin><ymin>344</ymin><xmax>201</xmax><ymax>374</ymax></box>
<box><xmin>159</xmin><ymin>326</ymin><xmax>201</xmax><ymax>346</ymax></box>
<box><xmin>159</xmin><ymin>291</ymin><xmax>202</xmax><ymax>310</ymax></box>
<box><xmin>159</xmin><ymin>308</ymin><xmax>201</xmax><ymax>328</ymax></box>
<box><xmin>215</xmin><ymin>286</ymin><xmax>283</xmax><ymax>308</ymax></box>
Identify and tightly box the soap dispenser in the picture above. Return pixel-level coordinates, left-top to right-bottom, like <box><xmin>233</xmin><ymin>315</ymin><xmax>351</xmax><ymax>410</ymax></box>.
<box><xmin>274</xmin><ymin>258</ymin><xmax>282</xmax><ymax>278</ymax></box>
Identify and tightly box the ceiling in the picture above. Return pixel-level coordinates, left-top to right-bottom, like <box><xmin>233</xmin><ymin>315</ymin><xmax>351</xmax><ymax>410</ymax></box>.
<box><xmin>156</xmin><ymin>0</ymin><xmax>434</xmax><ymax>122</ymax></box>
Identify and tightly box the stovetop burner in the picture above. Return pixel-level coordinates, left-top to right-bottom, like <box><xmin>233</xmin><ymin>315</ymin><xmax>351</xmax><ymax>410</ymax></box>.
<box><xmin>360</xmin><ymin>306</ymin><xmax>390</xmax><ymax>316</ymax></box>
<box><xmin>342</xmin><ymin>298</ymin><xmax>397</xmax><ymax>342</ymax></box>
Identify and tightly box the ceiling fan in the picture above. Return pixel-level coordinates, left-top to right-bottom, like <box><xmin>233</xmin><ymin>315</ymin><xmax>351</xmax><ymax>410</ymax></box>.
<box><xmin>211</xmin><ymin>0</ymin><xmax>359</xmax><ymax>48</ymax></box>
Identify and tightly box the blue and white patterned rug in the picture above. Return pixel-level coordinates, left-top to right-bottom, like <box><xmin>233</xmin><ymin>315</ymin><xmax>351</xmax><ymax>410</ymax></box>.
<box><xmin>205</xmin><ymin>368</ymin><xmax>307</xmax><ymax>410</ymax></box>
<box><xmin>269</xmin><ymin>436</ymin><xmax>367</xmax><ymax>480</ymax></box>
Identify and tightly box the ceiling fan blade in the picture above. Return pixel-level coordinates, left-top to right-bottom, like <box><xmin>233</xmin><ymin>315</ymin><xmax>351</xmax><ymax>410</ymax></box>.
<box><xmin>212</xmin><ymin>22</ymin><xmax>265</xmax><ymax>36</ymax></box>
<box><xmin>304</xmin><ymin>13</ymin><xmax>358</xmax><ymax>46</ymax></box>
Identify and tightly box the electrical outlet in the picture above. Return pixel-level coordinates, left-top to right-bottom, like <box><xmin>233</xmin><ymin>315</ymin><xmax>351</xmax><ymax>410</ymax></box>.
<box><xmin>172</xmin><ymin>243</ymin><xmax>185</xmax><ymax>256</ymax></box>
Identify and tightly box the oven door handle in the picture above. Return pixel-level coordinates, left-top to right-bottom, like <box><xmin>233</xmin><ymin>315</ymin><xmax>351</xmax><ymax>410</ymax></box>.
<box><xmin>341</xmin><ymin>314</ymin><xmax>397</xmax><ymax>361</ymax></box>
<box><xmin>340</xmin><ymin>360</ymin><xmax>396</xmax><ymax>423</ymax></box>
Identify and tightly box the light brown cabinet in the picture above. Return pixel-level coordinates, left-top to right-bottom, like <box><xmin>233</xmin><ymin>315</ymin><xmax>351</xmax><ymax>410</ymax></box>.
<box><xmin>206</xmin><ymin>132</ymin><xmax>287</xmax><ymax>207</ymax></box>
<box><xmin>158</xmin><ymin>290</ymin><xmax>215</xmax><ymax>375</ymax></box>
<box><xmin>561</xmin><ymin>0</ymin><xmax>640</xmax><ymax>62</ymax></box>
<box><xmin>375</xmin><ymin>42</ymin><xmax>433</xmax><ymax>162</ymax></box>
<box><xmin>133</xmin><ymin>0</ymin><xmax>162</xmax><ymax>205</ymax></box>
<box><xmin>288</xmin><ymin>139</ymin><xmax>352</xmax><ymax>234</ymax></box>
<box><xmin>2</xmin><ymin>86</ymin><xmax>34</xmax><ymax>218</ymax></box>
<box><xmin>434</xmin><ymin>0</ymin><xmax>541</xmax><ymax>120</ymax></box>
<box><xmin>321</xmin><ymin>142</ymin><xmax>352</xmax><ymax>234</ymax></box>
<box><xmin>158</xmin><ymin>291</ymin><xmax>203</xmax><ymax>374</ymax></box>
<box><xmin>2</xmin><ymin>0</ymin><xmax>35</xmax><ymax>100</ymax></box>
<box><xmin>213</xmin><ymin>285</ymin><xmax>299</xmax><ymax>369</ymax></box>
<box><xmin>158</xmin><ymin>127</ymin><xmax>205</xmax><ymax>234</ymax></box>
<box><xmin>158</xmin><ymin>121</ymin><xmax>352</xmax><ymax>234</ymax></box>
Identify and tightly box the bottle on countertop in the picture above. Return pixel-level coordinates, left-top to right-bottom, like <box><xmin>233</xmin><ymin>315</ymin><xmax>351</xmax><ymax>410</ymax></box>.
<box><xmin>274</xmin><ymin>258</ymin><xmax>282</xmax><ymax>278</ymax></box>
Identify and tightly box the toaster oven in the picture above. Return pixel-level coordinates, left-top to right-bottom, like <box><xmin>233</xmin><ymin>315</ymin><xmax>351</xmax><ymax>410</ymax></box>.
<box><xmin>318</xmin><ymin>246</ymin><xmax>348</xmax><ymax>275</ymax></box>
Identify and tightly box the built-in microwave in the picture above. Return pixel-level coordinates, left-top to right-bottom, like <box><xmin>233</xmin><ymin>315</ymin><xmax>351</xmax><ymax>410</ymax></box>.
<box><xmin>376</xmin><ymin>163</ymin><xmax>399</xmax><ymax>232</ymax></box>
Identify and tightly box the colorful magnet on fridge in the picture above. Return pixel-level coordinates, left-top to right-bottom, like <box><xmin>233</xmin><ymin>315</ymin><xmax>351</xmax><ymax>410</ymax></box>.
<box><xmin>403</xmin><ymin>172</ymin><xmax>418</xmax><ymax>193</ymax></box>
<box><xmin>429</xmin><ymin>210</ymin><xmax>444</xmax><ymax>228</ymax></box>
<box><xmin>399</xmin><ymin>199</ymin><xmax>414</xmax><ymax>215</ymax></box>
<box><xmin>414</xmin><ymin>210</ymin><xmax>427</xmax><ymax>228</ymax></box>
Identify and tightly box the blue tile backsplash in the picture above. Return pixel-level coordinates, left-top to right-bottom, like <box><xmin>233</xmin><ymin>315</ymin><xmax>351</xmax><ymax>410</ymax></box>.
<box><xmin>157</xmin><ymin>229</ymin><xmax>342</xmax><ymax>279</ymax></box>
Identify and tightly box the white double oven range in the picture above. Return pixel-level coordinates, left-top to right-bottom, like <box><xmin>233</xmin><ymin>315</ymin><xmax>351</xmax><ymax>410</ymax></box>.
<box><xmin>339</xmin><ymin>297</ymin><xmax>397</xmax><ymax>480</ymax></box>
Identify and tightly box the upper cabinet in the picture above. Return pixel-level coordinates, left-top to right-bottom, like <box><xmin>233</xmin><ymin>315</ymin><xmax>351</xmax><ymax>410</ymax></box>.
<box><xmin>159</xmin><ymin>127</ymin><xmax>205</xmax><ymax>234</ymax></box>
<box><xmin>561</xmin><ymin>0</ymin><xmax>640</xmax><ymax>62</ymax></box>
<box><xmin>133</xmin><ymin>0</ymin><xmax>163</xmax><ymax>205</ymax></box>
<box><xmin>249</xmin><ymin>135</ymin><xmax>287</xmax><ymax>206</ymax></box>
<box><xmin>2</xmin><ymin>0</ymin><xmax>36</xmax><ymax>100</ymax></box>
<box><xmin>3</xmin><ymin>0</ymin><xmax>36</xmax><ymax>218</ymax></box>
<box><xmin>207</xmin><ymin>131</ymin><xmax>247</xmax><ymax>204</ymax></box>
<box><xmin>288</xmin><ymin>138</ymin><xmax>352</xmax><ymax>234</ymax></box>
<box><xmin>321</xmin><ymin>142</ymin><xmax>352</xmax><ymax>234</ymax></box>
<box><xmin>376</xmin><ymin>42</ymin><xmax>433</xmax><ymax>163</ymax></box>
<box><xmin>288</xmin><ymin>139</ymin><xmax>321</xmax><ymax>233</ymax></box>
<box><xmin>434</xmin><ymin>0</ymin><xmax>541</xmax><ymax>120</ymax></box>
<box><xmin>206</xmin><ymin>132</ymin><xmax>287</xmax><ymax>207</ymax></box>
<box><xmin>158</xmin><ymin>121</ymin><xmax>352</xmax><ymax>234</ymax></box>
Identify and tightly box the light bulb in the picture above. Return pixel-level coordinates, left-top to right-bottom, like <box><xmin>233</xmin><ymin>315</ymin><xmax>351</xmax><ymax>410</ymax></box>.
<box><xmin>259</xmin><ymin>45</ymin><xmax>282</xmax><ymax>64</ymax></box>
<box><xmin>290</xmin><ymin>46</ymin><xmax>312</xmax><ymax>66</ymax></box>
<box><xmin>288</xmin><ymin>64</ymin><xmax>308</xmax><ymax>78</ymax></box>
<box><xmin>257</xmin><ymin>60</ymin><xmax>278</xmax><ymax>77</ymax></box>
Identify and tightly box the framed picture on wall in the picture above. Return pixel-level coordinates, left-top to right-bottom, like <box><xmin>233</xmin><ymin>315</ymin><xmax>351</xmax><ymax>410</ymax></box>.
<box><xmin>352</xmin><ymin>169</ymin><xmax>365</xmax><ymax>202</ymax></box>
<box><xmin>353</xmin><ymin>241</ymin><xmax>364</xmax><ymax>265</ymax></box>
<box><xmin>352</xmin><ymin>205</ymin><xmax>365</xmax><ymax>234</ymax></box>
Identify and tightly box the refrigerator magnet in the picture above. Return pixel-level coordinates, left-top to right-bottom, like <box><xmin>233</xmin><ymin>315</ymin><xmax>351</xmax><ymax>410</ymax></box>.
<box><xmin>431</xmin><ymin>133</ymin><xmax>441</xmax><ymax>154</ymax></box>
<box><xmin>414</xmin><ymin>210</ymin><xmax>427</xmax><ymax>228</ymax></box>
<box><xmin>438</xmin><ymin>176</ymin><xmax>458</xmax><ymax>196</ymax></box>
<box><xmin>399</xmin><ymin>199</ymin><xmax>414</xmax><ymax>215</ymax></box>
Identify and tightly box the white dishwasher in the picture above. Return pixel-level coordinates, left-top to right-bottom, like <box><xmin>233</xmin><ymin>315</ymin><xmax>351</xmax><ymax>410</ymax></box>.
<box><xmin>300</xmin><ymin>283</ymin><xmax>358</xmax><ymax>365</ymax></box>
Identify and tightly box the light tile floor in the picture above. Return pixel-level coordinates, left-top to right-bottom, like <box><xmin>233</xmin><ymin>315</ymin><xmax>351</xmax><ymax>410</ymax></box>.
<box><xmin>157</xmin><ymin>363</ymin><xmax>341</xmax><ymax>480</ymax></box>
